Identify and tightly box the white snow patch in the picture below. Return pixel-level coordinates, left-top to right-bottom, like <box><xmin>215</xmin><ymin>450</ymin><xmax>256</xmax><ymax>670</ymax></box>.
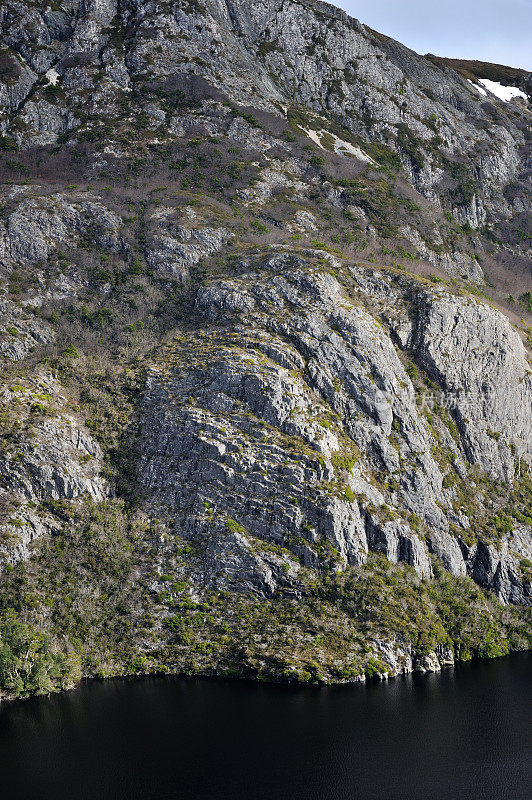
<box><xmin>328</xmin><ymin>132</ymin><xmax>374</xmax><ymax>163</ymax></box>
<box><xmin>303</xmin><ymin>128</ymin><xmax>374</xmax><ymax>163</ymax></box>
<box><xmin>478</xmin><ymin>79</ymin><xmax>527</xmax><ymax>102</ymax></box>
<box><xmin>304</xmin><ymin>128</ymin><xmax>324</xmax><ymax>148</ymax></box>
<box><xmin>45</xmin><ymin>68</ymin><xmax>59</xmax><ymax>86</ymax></box>
<box><xmin>467</xmin><ymin>79</ymin><xmax>487</xmax><ymax>96</ymax></box>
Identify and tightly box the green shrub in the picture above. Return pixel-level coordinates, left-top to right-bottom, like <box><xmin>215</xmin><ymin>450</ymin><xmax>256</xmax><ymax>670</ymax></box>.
<box><xmin>63</xmin><ymin>343</ymin><xmax>80</xmax><ymax>358</ymax></box>
<box><xmin>250</xmin><ymin>220</ymin><xmax>270</xmax><ymax>235</ymax></box>
<box><xmin>520</xmin><ymin>292</ymin><xmax>532</xmax><ymax>314</ymax></box>
<box><xmin>364</xmin><ymin>656</ymin><xmax>388</xmax><ymax>678</ymax></box>
<box><xmin>0</xmin><ymin>611</ymin><xmax>68</xmax><ymax>698</ymax></box>
<box><xmin>226</xmin><ymin>518</ymin><xmax>246</xmax><ymax>535</ymax></box>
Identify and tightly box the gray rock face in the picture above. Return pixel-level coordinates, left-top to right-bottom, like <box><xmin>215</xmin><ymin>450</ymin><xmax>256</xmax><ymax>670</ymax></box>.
<box><xmin>0</xmin><ymin>192</ymin><xmax>124</xmax><ymax>266</ymax></box>
<box><xmin>413</xmin><ymin>294</ymin><xmax>532</xmax><ymax>480</ymax></box>
<box><xmin>146</xmin><ymin>206</ymin><xmax>232</xmax><ymax>282</ymax></box>
<box><xmin>370</xmin><ymin>638</ymin><xmax>455</xmax><ymax>677</ymax></box>
<box><xmin>466</xmin><ymin>526</ymin><xmax>532</xmax><ymax>605</ymax></box>
<box><xmin>136</xmin><ymin>249</ymin><xmax>531</xmax><ymax>602</ymax></box>
<box><xmin>0</xmin><ymin>292</ymin><xmax>55</xmax><ymax>361</ymax></box>
<box><xmin>399</xmin><ymin>226</ymin><xmax>484</xmax><ymax>283</ymax></box>
<box><xmin>0</xmin><ymin>374</ymin><xmax>108</xmax><ymax>567</ymax></box>
<box><xmin>366</xmin><ymin>519</ymin><xmax>432</xmax><ymax>580</ymax></box>
<box><xmin>1</xmin><ymin>415</ymin><xmax>106</xmax><ymax>502</ymax></box>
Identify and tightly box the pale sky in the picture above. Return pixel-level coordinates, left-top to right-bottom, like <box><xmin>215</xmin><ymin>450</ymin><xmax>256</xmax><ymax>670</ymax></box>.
<box><xmin>336</xmin><ymin>1</ymin><xmax>532</xmax><ymax>70</ymax></box>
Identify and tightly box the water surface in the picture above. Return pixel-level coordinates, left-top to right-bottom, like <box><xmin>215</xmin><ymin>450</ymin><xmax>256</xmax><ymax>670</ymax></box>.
<box><xmin>0</xmin><ymin>653</ymin><xmax>530</xmax><ymax>800</ymax></box>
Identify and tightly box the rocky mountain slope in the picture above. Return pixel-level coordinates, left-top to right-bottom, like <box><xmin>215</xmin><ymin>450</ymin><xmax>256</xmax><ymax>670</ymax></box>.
<box><xmin>0</xmin><ymin>0</ymin><xmax>530</xmax><ymax>698</ymax></box>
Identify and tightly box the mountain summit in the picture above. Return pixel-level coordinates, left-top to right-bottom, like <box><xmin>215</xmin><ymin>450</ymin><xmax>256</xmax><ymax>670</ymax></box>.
<box><xmin>0</xmin><ymin>0</ymin><xmax>530</xmax><ymax>697</ymax></box>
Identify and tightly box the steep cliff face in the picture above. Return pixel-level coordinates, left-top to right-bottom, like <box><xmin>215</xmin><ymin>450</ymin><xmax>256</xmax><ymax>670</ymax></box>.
<box><xmin>137</xmin><ymin>252</ymin><xmax>532</xmax><ymax>603</ymax></box>
<box><xmin>0</xmin><ymin>0</ymin><xmax>530</xmax><ymax>697</ymax></box>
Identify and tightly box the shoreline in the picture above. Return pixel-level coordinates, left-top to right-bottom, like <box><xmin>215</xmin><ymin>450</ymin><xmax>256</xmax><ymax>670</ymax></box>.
<box><xmin>1</xmin><ymin>646</ymin><xmax>530</xmax><ymax>705</ymax></box>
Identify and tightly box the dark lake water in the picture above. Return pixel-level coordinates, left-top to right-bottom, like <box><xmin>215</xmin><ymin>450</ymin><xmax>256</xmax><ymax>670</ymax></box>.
<box><xmin>0</xmin><ymin>653</ymin><xmax>530</xmax><ymax>800</ymax></box>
